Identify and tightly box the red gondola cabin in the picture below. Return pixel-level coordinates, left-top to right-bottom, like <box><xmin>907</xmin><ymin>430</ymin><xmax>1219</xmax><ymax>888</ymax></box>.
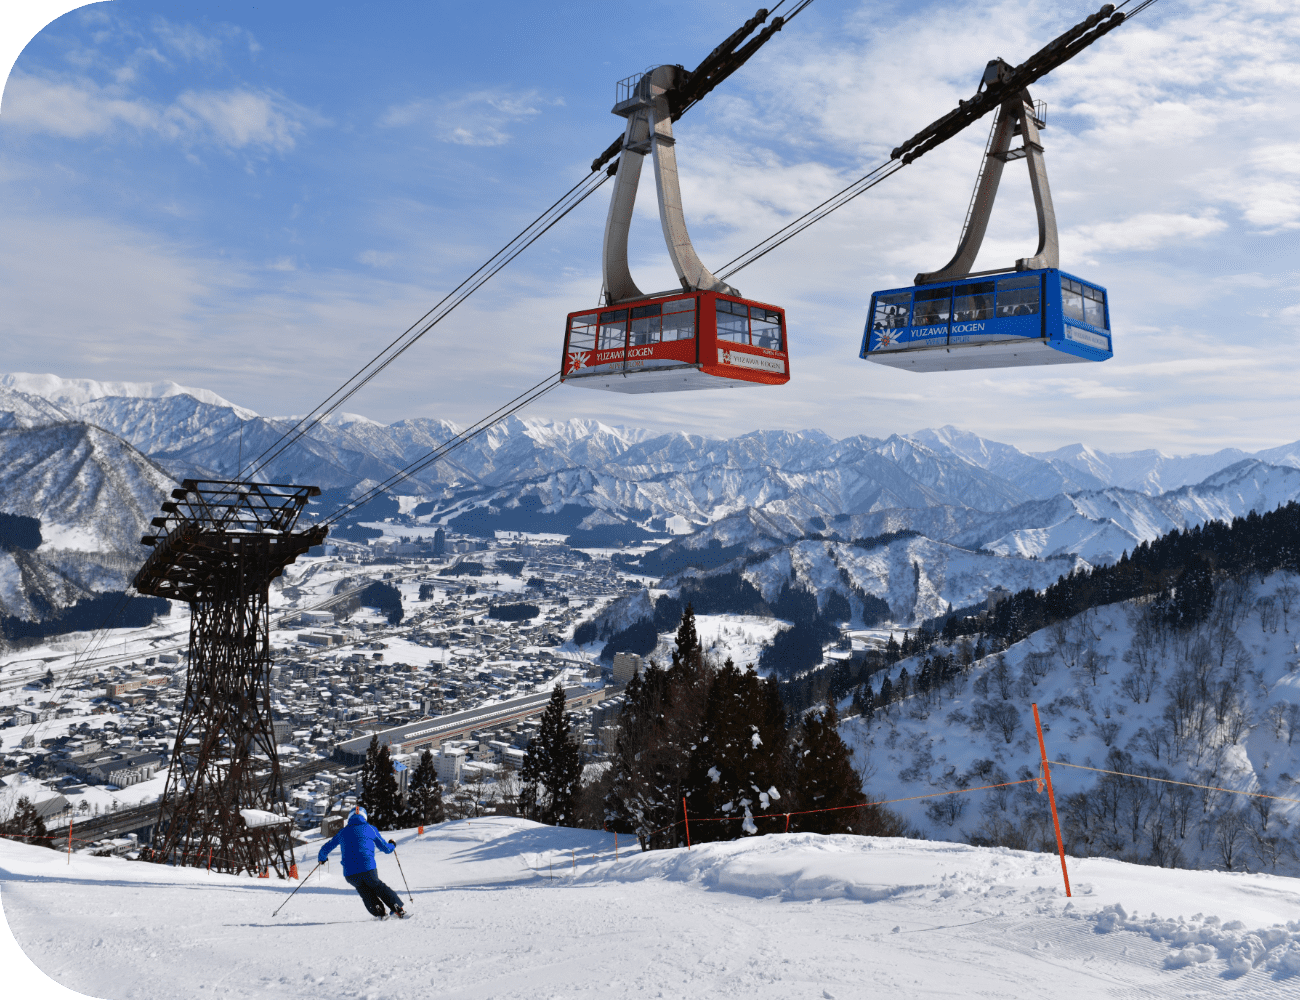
<box><xmin>561</xmin><ymin>291</ymin><xmax>790</xmax><ymax>393</ymax></box>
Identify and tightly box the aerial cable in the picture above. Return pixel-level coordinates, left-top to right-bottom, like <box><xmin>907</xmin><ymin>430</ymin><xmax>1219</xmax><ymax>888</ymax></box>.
<box><xmin>320</xmin><ymin>372</ymin><xmax>563</xmax><ymax>527</ymax></box>
<box><xmin>717</xmin><ymin>160</ymin><xmax>905</xmax><ymax>279</ymax></box>
<box><xmin>243</xmin><ymin>7</ymin><xmax>807</xmax><ymax>482</ymax></box>
<box><xmin>240</xmin><ymin>170</ymin><xmax>611</xmax><ymax>481</ymax></box>
<box><xmin>717</xmin><ymin>1</ymin><xmax>1138</xmax><ymax>280</ymax></box>
<box><xmin>40</xmin><ymin>7</ymin><xmax>800</xmax><ymax>707</ymax></box>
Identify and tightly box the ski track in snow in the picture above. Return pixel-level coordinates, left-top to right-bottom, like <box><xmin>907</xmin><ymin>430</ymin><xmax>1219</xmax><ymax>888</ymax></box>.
<box><xmin>4</xmin><ymin>818</ymin><xmax>1300</xmax><ymax>999</ymax></box>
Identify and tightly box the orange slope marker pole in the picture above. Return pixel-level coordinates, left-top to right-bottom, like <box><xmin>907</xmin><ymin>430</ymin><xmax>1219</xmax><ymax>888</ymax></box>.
<box><xmin>1032</xmin><ymin>703</ymin><xmax>1071</xmax><ymax>897</ymax></box>
<box><xmin>67</xmin><ymin>819</ymin><xmax>73</xmax><ymax>864</ymax></box>
<box><xmin>682</xmin><ymin>797</ymin><xmax>691</xmax><ymax>851</ymax></box>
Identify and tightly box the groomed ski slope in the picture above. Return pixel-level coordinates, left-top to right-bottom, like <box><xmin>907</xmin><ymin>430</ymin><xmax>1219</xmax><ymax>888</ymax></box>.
<box><xmin>3</xmin><ymin>818</ymin><xmax>1300</xmax><ymax>999</ymax></box>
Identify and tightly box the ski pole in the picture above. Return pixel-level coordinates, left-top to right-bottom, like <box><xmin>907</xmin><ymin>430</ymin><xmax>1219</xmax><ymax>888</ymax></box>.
<box><xmin>272</xmin><ymin>861</ymin><xmax>322</xmax><ymax>917</ymax></box>
<box><xmin>390</xmin><ymin>843</ymin><xmax>413</xmax><ymax>904</ymax></box>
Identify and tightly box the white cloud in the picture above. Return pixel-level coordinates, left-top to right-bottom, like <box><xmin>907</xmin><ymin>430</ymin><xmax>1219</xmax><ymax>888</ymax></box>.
<box><xmin>380</xmin><ymin>88</ymin><xmax>556</xmax><ymax>146</ymax></box>
<box><xmin>1065</xmin><ymin>213</ymin><xmax>1227</xmax><ymax>255</ymax></box>
<box><xmin>170</xmin><ymin>88</ymin><xmax>305</xmax><ymax>151</ymax></box>
<box><xmin>0</xmin><ymin>71</ymin><xmax>315</xmax><ymax>152</ymax></box>
<box><xmin>151</xmin><ymin>18</ymin><xmax>227</xmax><ymax>62</ymax></box>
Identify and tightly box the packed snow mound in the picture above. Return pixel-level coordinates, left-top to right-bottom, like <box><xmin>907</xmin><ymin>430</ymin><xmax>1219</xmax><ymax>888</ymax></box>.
<box><xmin>5</xmin><ymin>818</ymin><xmax>1300</xmax><ymax>1000</ymax></box>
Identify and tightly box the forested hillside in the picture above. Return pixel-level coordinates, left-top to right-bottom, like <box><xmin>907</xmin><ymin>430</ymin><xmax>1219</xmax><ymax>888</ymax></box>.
<box><xmin>840</xmin><ymin>502</ymin><xmax>1300</xmax><ymax>874</ymax></box>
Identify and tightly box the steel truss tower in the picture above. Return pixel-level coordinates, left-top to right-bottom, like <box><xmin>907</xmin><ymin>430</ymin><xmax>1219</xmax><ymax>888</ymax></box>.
<box><xmin>134</xmin><ymin>480</ymin><xmax>327</xmax><ymax>876</ymax></box>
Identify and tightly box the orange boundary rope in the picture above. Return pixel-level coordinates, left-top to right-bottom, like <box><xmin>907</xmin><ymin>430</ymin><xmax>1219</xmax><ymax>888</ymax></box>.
<box><xmin>637</xmin><ymin>777</ymin><xmax>1038</xmax><ymax>838</ymax></box>
<box><xmin>1048</xmin><ymin>761</ymin><xmax>1300</xmax><ymax>806</ymax></box>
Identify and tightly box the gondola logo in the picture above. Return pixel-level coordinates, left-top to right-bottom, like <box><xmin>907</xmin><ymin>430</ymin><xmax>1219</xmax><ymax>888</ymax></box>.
<box><xmin>874</xmin><ymin>330</ymin><xmax>895</xmax><ymax>349</ymax></box>
<box><xmin>718</xmin><ymin>348</ymin><xmax>785</xmax><ymax>373</ymax></box>
<box><xmin>567</xmin><ymin>351</ymin><xmax>590</xmax><ymax>371</ymax></box>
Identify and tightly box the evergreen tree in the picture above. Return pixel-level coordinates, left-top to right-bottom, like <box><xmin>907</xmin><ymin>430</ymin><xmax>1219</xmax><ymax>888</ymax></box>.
<box><xmin>672</xmin><ymin>603</ymin><xmax>702</xmax><ymax>672</ymax></box>
<box><xmin>878</xmin><ymin>674</ymin><xmax>893</xmax><ymax>707</ymax></box>
<box><xmin>606</xmin><ymin>604</ymin><xmax>714</xmax><ymax>849</ymax></box>
<box><xmin>370</xmin><ymin>744</ymin><xmax>403</xmax><ymax>830</ymax></box>
<box><xmin>521</xmin><ymin>684</ymin><xmax>584</xmax><ymax>826</ymax></box>
<box><xmin>0</xmin><ymin>796</ymin><xmax>50</xmax><ymax>847</ymax></box>
<box><xmin>682</xmin><ymin>660</ymin><xmax>788</xmax><ymax>842</ymax></box>
<box><xmin>402</xmin><ymin>748</ymin><xmax>445</xmax><ymax>827</ymax></box>
<box><xmin>852</xmin><ymin>682</ymin><xmax>875</xmax><ymax>721</ymax></box>
<box><xmin>358</xmin><ymin>735</ymin><xmax>381</xmax><ymax>818</ymax></box>
<box><xmin>789</xmin><ymin>703</ymin><xmax>877</xmax><ymax>835</ymax></box>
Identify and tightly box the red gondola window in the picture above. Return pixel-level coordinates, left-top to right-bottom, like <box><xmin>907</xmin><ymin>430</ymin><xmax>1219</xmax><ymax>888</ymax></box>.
<box><xmin>598</xmin><ymin>309</ymin><xmax>627</xmax><ymax>349</ymax></box>
<box><xmin>717</xmin><ymin>298</ymin><xmax>783</xmax><ymax>351</ymax></box>
<box><xmin>751</xmin><ymin>306</ymin><xmax>783</xmax><ymax>351</ymax></box>
<box><xmin>630</xmin><ymin>297</ymin><xmax>696</xmax><ymax>345</ymax></box>
<box><xmin>568</xmin><ymin>311</ymin><xmax>598</xmax><ymax>351</ymax></box>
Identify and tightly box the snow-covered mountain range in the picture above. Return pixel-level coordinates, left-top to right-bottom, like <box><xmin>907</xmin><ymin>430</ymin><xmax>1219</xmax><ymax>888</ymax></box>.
<box><xmin>0</xmin><ymin>421</ymin><xmax>174</xmax><ymax>618</ymax></box>
<box><xmin>3</xmin><ymin>370</ymin><xmax>1300</xmax><ymax>618</ymax></box>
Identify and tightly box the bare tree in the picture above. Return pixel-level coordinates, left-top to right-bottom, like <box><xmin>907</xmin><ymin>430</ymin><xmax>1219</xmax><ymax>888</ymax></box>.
<box><xmin>1079</xmin><ymin>646</ymin><xmax>1111</xmax><ymax>687</ymax></box>
<box><xmin>988</xmin><ymin>702</ymin><xmax>1021</xmax><ymax>744</ymax></box>
<box><xmin>925</xmin><ymin>795</ymin><xmax>968</xmax><ymax>827</ymax></box>
<box><xmin>1248</xmin><ymin>817</ymin><xmax>1293</xmax><ymax>873</ymax></box>
<box><xmin>1256</xmin><ymin>596</ymin><xmax>1280</xmax><ymax>634</ymax></box>
<box><xmin>1119</xmin><ymin>668</ymin><xmax>1145</xmax><ymax>704</ymax></box>
<box><xmin>1276</xmin><ymin>580</ymin><xmax>1298</xmax><ymax>633</ymax></box>
<box><xmin>1248</xmin><ymin>786</ymin><xmax>1274</xmax><ymax>832</ymax></box>
<box><xmin>1023</xmin><ymin>650</ymin><xmax>1053</xmax><ymax>687</ymax></box>
<box><xmin>1213</xmin><ymin>809</ymin><xmax>1249</xmax><ymax>871</ymax></box>
<box><xmin>1094</xmin><ymin>720</ymin><xmax>1121</xmax><ymax>747</ymax></box>
<box><xmin>989</xmin><ymin>655</ymin><xmax>1016</xmax><ymax>700</ymax></box>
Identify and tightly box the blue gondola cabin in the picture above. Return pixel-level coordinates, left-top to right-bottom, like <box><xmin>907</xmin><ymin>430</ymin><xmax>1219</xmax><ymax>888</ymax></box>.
<box><xmin>861</xmin><ymin>268</ymin><xmax>1111</xmax><ymax>371</ymax></box>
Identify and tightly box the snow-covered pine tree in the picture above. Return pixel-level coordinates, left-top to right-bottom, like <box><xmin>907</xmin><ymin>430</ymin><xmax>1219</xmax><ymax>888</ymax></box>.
<box><xmin>370</xmin><ymin>744</ymin><xmax>402</xmax><ymax>830</ymax></box>
<box><xmin>521</xmin><ymin>684</ymin><xmax>583</xmax><ymax>826</ymax></box>
<box><xmin>789</xmin><ymin>702</ymin><xmax>868</xmax><ymax>835</ymax></box>
<box><xmin>852</xmin><ymin>682</ymin><xmax>874</xmax><ymax>721</ymax></box>
<box><xmin>682</xmin><ymin>659</ymin><xmax>788</xmax><ymax>842</ymax></box>
<box><xmin>606</xmin><ymin>603</ymin><xmax>713</xmax><ymax>850</ymax></box>
<box><xmin>403</xmin><ymin>748</ymin><xmax>445</xmax><ymax>826</ymax></box>
<box><xmin>358</xmin><ymin>735</ymin><xmax>381</xmax><ymax>818</ymax></box>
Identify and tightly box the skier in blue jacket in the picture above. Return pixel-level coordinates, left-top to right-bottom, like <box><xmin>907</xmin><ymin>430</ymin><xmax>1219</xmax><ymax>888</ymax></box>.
<box><xmin>318</xmin><ymin>806</ymin><xmax>407</xmax><ymax>919</ymax></box>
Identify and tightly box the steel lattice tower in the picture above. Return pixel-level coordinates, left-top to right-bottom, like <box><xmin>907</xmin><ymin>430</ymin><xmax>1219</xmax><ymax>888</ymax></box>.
<box><xmin>134</xmin><ymin>480</ymin><xmax>327</xmax><ymax>876</ymax></box>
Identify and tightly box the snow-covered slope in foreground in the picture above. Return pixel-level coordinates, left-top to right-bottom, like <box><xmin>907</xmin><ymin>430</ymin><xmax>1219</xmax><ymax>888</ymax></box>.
<box><xmin>5</xmin><ymin>819</ymin><xmax>1300</xmax><ymax>1000</ymax></box>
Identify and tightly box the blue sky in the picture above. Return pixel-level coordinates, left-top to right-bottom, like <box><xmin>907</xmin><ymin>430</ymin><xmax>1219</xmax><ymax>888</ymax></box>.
<box><xmin>2</xmin><ymin>0</ymin><xmax>1299</xmax><ymax>455</ymax></box>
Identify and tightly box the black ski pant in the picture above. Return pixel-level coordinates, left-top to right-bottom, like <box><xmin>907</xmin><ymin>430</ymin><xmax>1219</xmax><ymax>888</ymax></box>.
<box><xmin>345</xmin><ymin>868</ymin><xmax>403</xmax><ymax>916</ymax></box>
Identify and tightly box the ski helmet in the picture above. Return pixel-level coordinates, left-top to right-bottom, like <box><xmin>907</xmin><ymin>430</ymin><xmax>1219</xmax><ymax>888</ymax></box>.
<box><xmin>354</xmin><ymin>805</ymin><xmax>368</xmax><ymax>821</ymax></box>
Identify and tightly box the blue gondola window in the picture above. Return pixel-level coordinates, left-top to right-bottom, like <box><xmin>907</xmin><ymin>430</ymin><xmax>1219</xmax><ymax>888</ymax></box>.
<box><xmin>912</xmin><ymin>286</ymin><xmax>951</xmax><ymax>326</ymax></box>
<box><xmin>954</xmin><ymin>281</ymin><xmax>995</xmax><ymax>322</ymax></box>
<box><xmin>751</xmin><ymin>307</ymin><xmax>783</xmax><ymax>350</ymax></box>
<box><xmin>1062</xmin><ymin>278</ymin><xmax>1108</xmax><ymax>329</ymax></box>
<box><xmin>995</xmin><ymin>275</ymin><xmax>1040</xmax><ymax>317</ymax></box>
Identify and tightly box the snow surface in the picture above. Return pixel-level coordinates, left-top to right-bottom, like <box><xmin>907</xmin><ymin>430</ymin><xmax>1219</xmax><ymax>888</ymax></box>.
<box><xmin>4</xmin><ymin>818</ymin><xmax>1300</xmax><ymax>999</ymax></box>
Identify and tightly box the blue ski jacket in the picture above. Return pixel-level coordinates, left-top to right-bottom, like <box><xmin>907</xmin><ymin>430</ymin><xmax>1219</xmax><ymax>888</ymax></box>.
<box><xmin>317</xmin><ymin>813</ymin><xmax>394</xmax><ymax>876</ymax></box>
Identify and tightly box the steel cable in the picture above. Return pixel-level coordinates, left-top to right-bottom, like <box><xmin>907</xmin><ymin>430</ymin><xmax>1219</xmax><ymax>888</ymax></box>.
<box><xmin>240</xmin><ymin>172</ymin><xmax>610</xmax><ymax>482</ymax></box>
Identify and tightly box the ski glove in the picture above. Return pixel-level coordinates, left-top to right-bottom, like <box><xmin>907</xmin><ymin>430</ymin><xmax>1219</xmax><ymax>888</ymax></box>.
<box><xmin>388</xmin><ymin>840</ymin><xmax>396</xmax><ymax>847</ymax></box>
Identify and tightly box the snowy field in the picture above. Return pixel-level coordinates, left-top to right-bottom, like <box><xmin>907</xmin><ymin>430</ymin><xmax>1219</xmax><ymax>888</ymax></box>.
<box><xmin>4</xmin><ymin>818</ymin><xmax>1300</xmax><ymax>999</ymax></box>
